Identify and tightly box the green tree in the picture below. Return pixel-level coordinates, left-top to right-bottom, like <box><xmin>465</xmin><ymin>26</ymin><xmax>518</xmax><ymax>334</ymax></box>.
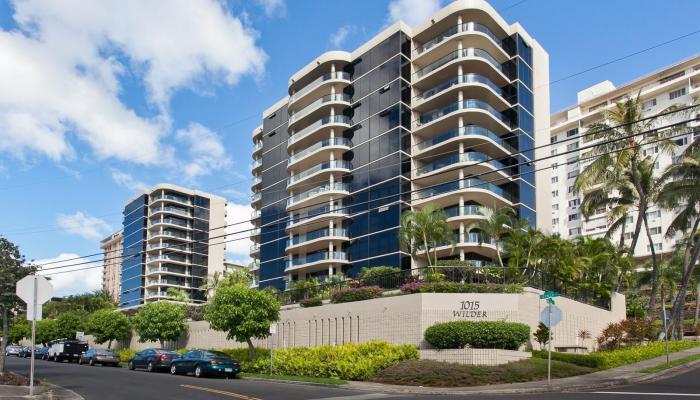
<box><xmin>165</xmin><ymin>288</ymin><xmax>190</xmax><ymax>303</ymax></box>
<box><xmin>55</xmin><ymin>311</ymin><xmax>84</xmax><ymax>339</ymax></box>
<box><xmin>533</xmin><ymin>322</ymin><xmax>550</xmax><ymax>350</ymax></box>
<box><xmin>42</xmin><ymin>291</ymin><xmax>114</xmax><ymax>319</ymax></box>
<box><xmin>398</xmin><ymin>204</ymin><xmax>453</xmax><ymax>266</ymax></box>
<box><xmin>35</xmin><ymin>319</ymin><xmax>59</xmax><ymax>346</ymax></box>
<box><xmin>204</xmin><ymin>283</ymin><xmax>280</xmax><ymax>360</ymax></box>
<box><xmin>86</xmin><ymin>309</ymin><xmax>131</xmax><ymax>349</ymax></box>
<box><xmin>466</xmin><ymin>206</ymin><xmax>515</xmax><ymax>269</ymax></box>
<box><xmin>132</xmin><ymin>302</ymin><xmax>187</xmax><ymax>348</ymax></box>
<box><xmin>0</xmin><ymin>238</ymin><xmax>36</xmax><ymax>373</ymax></box>
<box><xmin>8</xmin><ymin>322</ymin><xmax>29</xmax><ymax>344</ymax></box>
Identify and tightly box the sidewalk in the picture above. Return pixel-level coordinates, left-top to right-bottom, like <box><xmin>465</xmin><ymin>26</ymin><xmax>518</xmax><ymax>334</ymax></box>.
<box><xmin>0</xmin><ymin>381</ymin><xmax>82</xmax><ymax>399</ymax></box>
<box><xmin>346</xmin><ymin>346</ymin><xmax>700</xmax><ymax>396</ymax></box>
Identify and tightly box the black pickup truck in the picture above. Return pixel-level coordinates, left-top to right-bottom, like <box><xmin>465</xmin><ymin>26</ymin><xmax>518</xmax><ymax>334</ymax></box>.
<box><xmin>48</xmin><ymin>339</ymin><xmax>89</xmax><ymax>362</ymax></box>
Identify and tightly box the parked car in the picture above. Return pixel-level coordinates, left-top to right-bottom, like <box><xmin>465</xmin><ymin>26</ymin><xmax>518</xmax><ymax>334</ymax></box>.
<box><xmin>128</xmin><ymin>348</ymin><xmax>180</xmax><ymax>372</ymax></box>
<box><xmin>35</xmin><ymin>347</ymin><xmax>49</xmax><ymax>360</ymax></box>
<box><xmin>18</xmin><ymin>346</ymin><xmax>32</xmax><ymax>358</ymax></box>
<box><xmin>4</xmin><ymin>345</ymin><xmax>22</xmax><ymax>357</ymax></box>
<box><xmin>78</xmin><ymin>348</ymin><xmax>120</xmax><ymax>366</ymax></box>
<box><xmin>48</xmin><ymin>339</ymin><xmax>89</xmax><ymax>362</ymax></box>
<box><xmin>169</xmin><ymin>350</ymin><xmax>240</xmax><ymax>378</ymax></box>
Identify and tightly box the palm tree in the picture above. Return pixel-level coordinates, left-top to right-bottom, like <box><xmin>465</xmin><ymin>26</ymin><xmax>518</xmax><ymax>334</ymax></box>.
<box><xmin>466</xmin><ymin>206</ymin><xmax>515</xmax><ymax>269</ymax></box>
<box><xmin>200</xmin><ymin>271</ymin><xmax>222</xmax><ymax>298</ymax></box>
<box><xmin>503</xmin><ymin>218</ymin><xmax>544</xmax><ymax>281</ymax></box>
<box><xmin>166</xmin><ymin>288</ymin><xmax>189</xmax><ymax>303</ymax></box>
<box><xmin>658</xmin><ymin>145</ymin><xmax>700</xmax><ymax>337</ymax></box>
<box><xmin>398</xmin><ymin>204</ymin><xmax>453</xmax><ymax>266</ymax></box>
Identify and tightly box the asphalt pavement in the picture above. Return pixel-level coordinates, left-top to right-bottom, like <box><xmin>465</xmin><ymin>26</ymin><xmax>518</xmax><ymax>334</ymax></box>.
<box><xmin>4</xmin><ymin>356</ymin><xmax>700</xmax><ymax>399</ymax></box>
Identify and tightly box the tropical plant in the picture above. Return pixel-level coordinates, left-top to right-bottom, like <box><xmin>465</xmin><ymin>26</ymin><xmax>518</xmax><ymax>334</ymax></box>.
<box><xmin>165</xmin><ymin>287</ymin><xmax>190</xmax><ymax>303</ymax></box>
<box><xmin>55</xmin><ymin>311</ymin><xmax>85</xmax><ymax>340</ymax></box>
<box><xmin>466</xmin><ymin>206</ymin><xmax>515</xmax><ymax>268</ymax></box>
<box><xmin>42</xmin><ymin>291</ymin><xmax>114</xmax><ymax>319</ymax></box>
<box><xmin>132</xmin><ymin>302</ymin><xmax>188</xmax><ymax>348</ymax></box>
<box><xmin>398</xmin><ymin>204</ymin><xmax>453</xmax><ymax>266</ymax></box>
<box><xmin>86</xmin><ymin>309</ymin><xmax>131</xmax><ymax>349</ymax></box>
<box><xmin>534</xmin><ymin>322</ymin><xmax>551</xmax><ymax>350</ymax></box>
<box><xmin>204</xmin><ymin>283</ymin><xmax>280</xmax><ymax>360</ymax></box>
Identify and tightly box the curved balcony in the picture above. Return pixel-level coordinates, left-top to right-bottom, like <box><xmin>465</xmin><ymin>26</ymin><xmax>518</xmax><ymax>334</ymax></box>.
<box><xmin>251</xmin><ymin>175</ymin><xmax>262</xmax><ymax>191</ymax></box>
<box><xmin>288</xmin><ymin>94</ymin><xmax>351</xmax><ymax>131</ymax></box>
<box><xmin>287</xmin><ymin>115</ymin><xmax>351</xmax><ymax>152</ymax></box>
<box><xmin>251</xmin><ymin>158</ymin><xmax>262</xmax><ymax>174</ymax></box>
<box><xmin>286</xmin><ymin>228</ymin><xmax>350</xmax><ymax>252</ymax></box>
<box><xmin>415</xmin><ymin>125</ymin><xmax>516</xmax><ymax>157</ymax></box>
<box><xmin>251</xmin><ymin>209</ymin><xmax>261</xmax><ymax>221</ymax></box>
<box><xmin>287</xmin><ymin>160</ymin><xmax>352</xmax><ymax>190</ymax></box>
<box><xmin>250</xmin><ymin>243</ymin><xmax>260</xmax><ymax>256</ymax></box>
<box><xmin>150</xmin><ymin>217</ymin><xmax>190</xmax><ymax>229</ymax></box>
<box><xmin>413</xmin><ymin>48</ymin><xmax>510</xmax><ymax>89</ymax></box>
<box><xmin>146</xmin><ymin>265</ymin><xmax>189</xmax><ymax>277</ymax></box>
<box><xmin>148</xmin><ymin>229</ymin><xmax>189</xmax><ymax>242</ymax></box>
<box><xmin>146</xmin><ymin>254</ymin><xmax>189</xmax><ymax>265</ymax></box>
<box><xmin>288</xmin><ymin>138</ymin><xmax>351</xmax><ymax>170</ymax></box>
<box><xmin>286</xmin><ymin>183</ymin><xmax>350</xmax><ymax>211</ymax></box>
<box><xmin>288</xmin><ymin>72</ymin><xmax>351</xmax><ymax>112</ymax></box>
<box><xmin>444</xmin><ymin>205</ymin><xmax>486</xmax><ymax>227</ymax></box>
<box><xmin>414</xmin><ymin>99</ymin><xmax>513</xmax><ymax>137</ymax></box>
<box><xmin>151</xmin><ymin>194</ymin><xmax>191</xmax><ymax>206</ymax></box>
<box><xmin>252</xmin><ymin>126</ymin><xmax>263</xmax><ymax>142</ymax></box>
<box><xmin>413</xmin><ymin>178</ymin><xmax>514</xmax><ymax>208</ymax></box>
<box><xmin>149</xmin><ymin>206</ymin><xmax>192</xmax><ymax>218</ymax></box>
<box><xmin>147</xmin><ymin>242</ymin><xmax>191</xmax><ymax>253</ymax></box>
<box><xmin>413</xmin><ymin>22</ymin><xmax>509</xmax><ymax>67</ymax></box>
<box><xmin>251</xmin><ymin>192</ymin><xmax>262</xmax><ymax>206</ymax></box>
<box><xmin>414</xmin><ymin>151</ymin><xmax>512</xmax><ymax>186</ymax></box>
<box><xmin>248</xmin><ymin>261</ymin><xmax>260</xmax><ymax>272</ymax></box>
<box><xmin>286</xmin><ymin>205</ymin><xmax>350</xmax><ymax>232</ymax></box>
<box><xmin>145</xmin><ymin>279</ymin><xmax>191</xmax><ymax>289</ymax></box>
<box><xmin>414</xmin><ymin>74</ymin><xmax>509</xmax><ymax>112</ymax></box>
<box><xmin>250</xmin><ymin>227</ymin><xmax>261</xmax><ymax>238</ymax></box>
<box><xmin>285</xmin><ymin>251</ymin><xmax>349</xmax><ymax>273</ymax></box>
<box><xmin>253</xmin><ymin>140</ymin><xmax>263</xmax><ymax>156</ymax></box>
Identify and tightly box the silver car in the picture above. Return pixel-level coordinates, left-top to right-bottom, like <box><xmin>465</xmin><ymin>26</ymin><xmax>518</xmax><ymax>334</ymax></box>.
<box><xmin>4</xmin><ymin>345</ymin><xmax>22</xmax><ymax>357</ymax></box>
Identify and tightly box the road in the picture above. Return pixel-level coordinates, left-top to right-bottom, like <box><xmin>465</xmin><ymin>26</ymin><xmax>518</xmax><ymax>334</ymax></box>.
<box><xmin>4</xmin><ymin>356</ymin><xmax>700</xmax><ymax>399</ymax></box>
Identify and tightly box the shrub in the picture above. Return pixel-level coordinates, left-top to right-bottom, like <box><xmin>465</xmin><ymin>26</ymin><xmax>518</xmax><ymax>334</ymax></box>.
<box><xmin>597</xmin><ymin>319</ymin><xmax>657</xmax><ymax>350</ymax></box>
<box><xmin>116</xmin><ymin>348</ymin><xmax>138</xmax><ymax>362</ymax></box>
<box><xmin>424</xmin><ymin>321</ymin><xmax>530</xmax><ymax>350</ymax></box>
<box><xmin>330</xmin><ymin>286</ymin><xmax>383</xmax><ymax>303</ymax></box>
<box><xmin>245</xmin><ymin>340</ymin><xmax>418</xmax><ymax>380</ymax></box>
<box><xmin>300</xmin><ymin>297</ymin><xmax>323</xmax><ymax>308</ymax></box>
<box><xmin>400</xmin><ymin>281</ymin><xmax>522</xmax><ymax>294</ymax></box>
<box><xmin>217</xmin><ymin>347</ymin><xmax>271</xmax><ymax>372</ymax></box>
<box><xmin>532</xmin><ymin>351</ymin><xmax>603</xmax><ymax>369</ymax></box>
<box><xmin>358</xmin><ymin>266</ymin><xmax>403</xmax><ymax>289</ymax></box>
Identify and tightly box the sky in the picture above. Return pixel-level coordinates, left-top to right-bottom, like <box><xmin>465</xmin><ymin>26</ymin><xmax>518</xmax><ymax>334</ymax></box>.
<box><xmin>0</xmin><ymin>0</ymin><xmax>698</xmax><ymax>296</ymax></box>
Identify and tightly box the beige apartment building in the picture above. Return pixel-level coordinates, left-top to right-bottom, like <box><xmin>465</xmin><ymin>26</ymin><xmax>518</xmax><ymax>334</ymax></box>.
<box><xmin>100</xmin><ymin>230</ymin><xmax>123</xmax><ymax>302</ymax></box>
<box><xmin>549</xmin><ymin>55</ymin><xmax>700</xmax><ymax>257</ymax></box>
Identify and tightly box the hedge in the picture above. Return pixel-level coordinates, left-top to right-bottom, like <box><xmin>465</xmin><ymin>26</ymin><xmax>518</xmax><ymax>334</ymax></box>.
<box><xmin>241</xmin><ymin>341</ymin><xmax>418</xmax><ymax>380</ymax></box>
<box><xmin>425</xmin><ymin>321</ymin><xmax>530</xmax><ymax>350</ymax></box>
<box><xmin>533</xmin><ymin>341</ymin><xmax>700</xmax><ymax>370</ymax></box>
<box><xmin>116</xmin><ymin>348</ymin><xmax>138</xmax><ymax>362</ymax></box>
<box><xmin>358</xmin><ymin>266</ymin><xmax>403</xmax><ymax>289</ymax></box>
<box><xmin>400</xmin><ymin>281</ymin><xmax>523</xmax><ymax>294</ymax></box>
<box><xmin>330</xmin><ymin>286</ymin><xmax>383</xmax><ymax>303</ymax></box>
<box><xmin>300</xmin><ymin>297</ymin><xmax>323</xmax><ymax>308</ymax></box>
<box><xmin>217</xmin><ymin>347</ymin><xmax>271</xmax><ymax>371</ymax></box>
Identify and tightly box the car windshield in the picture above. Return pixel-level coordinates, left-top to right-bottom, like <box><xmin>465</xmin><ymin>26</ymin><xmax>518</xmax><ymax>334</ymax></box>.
<box><xmin>156</xmin><ymin>350</ymin><xmax>180</xmax><ymax>355</ymax></box>
<box><xmin>203</xmin><ymin>351</ymin><xmax>230</xmax><ymax>359</ymax></box>
<box><xmin>96</xmin><ymin>349</ymin><xmax>115</xmax><ymax>355</ymax></box>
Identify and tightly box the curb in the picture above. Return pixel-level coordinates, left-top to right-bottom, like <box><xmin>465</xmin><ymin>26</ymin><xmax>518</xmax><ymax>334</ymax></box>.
<box><xmin>240</xmin><ymin>376</ymin><xmax>349</xmax><ymax>388</ymax></box>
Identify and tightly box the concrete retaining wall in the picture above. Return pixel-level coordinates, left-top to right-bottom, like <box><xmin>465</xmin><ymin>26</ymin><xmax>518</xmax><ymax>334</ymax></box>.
<box><xmin>419</xmin><ymin>349</ymin><xmax>531</xmax><ymax>365</ymax></box>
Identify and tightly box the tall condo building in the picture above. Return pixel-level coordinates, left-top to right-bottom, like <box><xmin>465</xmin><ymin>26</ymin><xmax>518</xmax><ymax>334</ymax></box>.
<box><xmin>250</xmin><ymin>0</ymin><xmax>550</xmax><ymax>289</ymax></box>
<box><xmin>549</xmin><ymin>55</ymin><xmax>700</xmax><ymax>258</ymax></box>
<box><xmin>119</xmin><ymin>183</ymin><xmax>227</xmax><ymax>309</ymax></box>
<box><xmin>100</xmin><ymin>230</ymin><xmax>123</xmax><ymax>303</ymax></box>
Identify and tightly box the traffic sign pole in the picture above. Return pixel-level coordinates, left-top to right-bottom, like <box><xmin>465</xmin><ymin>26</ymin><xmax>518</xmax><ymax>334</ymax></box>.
<box><xmin>16</xmin><ymin>274</ymin><xmax>52</xmax><ymax>397</ymax></box>
<box><xmin>30</xmin><ymin>276</ymin><xmax>37</xmax><ymax>396</ymax></box>
<box><xmin>547</xmin><ymin>302</ymin><xmax>552</xmax><ymax>385</ymax></box>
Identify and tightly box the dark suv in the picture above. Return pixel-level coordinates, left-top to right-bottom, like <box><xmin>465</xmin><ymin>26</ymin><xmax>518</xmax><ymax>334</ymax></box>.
<box><xmin>128</xmin><ymin>348</ymin><xmax>180</xmax><ymax>372</ymax></box>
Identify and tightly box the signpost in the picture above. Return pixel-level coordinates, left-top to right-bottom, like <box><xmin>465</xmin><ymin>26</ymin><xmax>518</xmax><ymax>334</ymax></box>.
<box><xmin>269</xmin><ymin>324</ymin><xmax>277</xmax><ymax>375</ymax></box>
<box><xmin>16</xmin><ymin>275</ymin><xmax>53</xmax><ymax>397</ymax></box>
<box><xmin>539</xmin><ymin>291</ymin><xmax>561</xmax><ymax>385</ymax></box>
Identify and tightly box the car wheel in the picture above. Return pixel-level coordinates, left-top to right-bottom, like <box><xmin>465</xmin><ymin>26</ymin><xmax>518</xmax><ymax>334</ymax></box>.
<box><xmin>170</xmin><ymin>364</ymin><xmax>178</xmax><ymax>375</ymax></box>
<box><xmin>194</xmin><ymin>365</ymin><xmax>203</xmax><ymax>378</ymax></box>
<box><xmin>147</xmin><ymin>362</ymin><xmax>154</xmax><ymax>372</ymax></box>
<box><xmin>78</xmin><ymin>358</ymin><xmax>82</xmax><ymax>365</ymax></box>
<box><xmin>128</xmin><ymin>361</ymin><xmax>135</xmax><ymax>370</ymax></box>
<box><xmin>89</xmin><ymin>358</ymin><xmax>94</xmax><ymax>366</ymax></box>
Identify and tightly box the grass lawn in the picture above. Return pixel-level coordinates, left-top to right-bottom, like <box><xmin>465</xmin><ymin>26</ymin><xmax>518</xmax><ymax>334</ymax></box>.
<box><xmin>639</xmin><ymin>353</ymin><xmax>700</xmax><ymax>373</ymax></box>
<box><xmin>371</xmin><ymin>358</ymin><xmax>593</xmax><ymax>387</ymax></box>
<box><xmin>240</xmin><ymin>373</ymin><xmax>347</xmax><ymax>385</ymax></box>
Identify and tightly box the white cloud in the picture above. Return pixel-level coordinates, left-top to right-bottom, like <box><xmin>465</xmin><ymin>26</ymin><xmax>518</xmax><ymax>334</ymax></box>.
<box><xmin>0</xmin><ymin>0</ymin><xmax>266</xmax><ymax>164</ymax></box>
<box><xmin>224</xmin><ymin>202</ymin><xmax>253</xmax><ymax>263</ymax></box>
<box><xmin>36</xmin><ymin>253</ymin><xmax>103</xmax><ymax>297</ymax></box>
<box><xmin>176</xmin><ymin>122</ymin><xmax>232</xmax><ymax>180</ymax></box>
<box><xmin>56</xmin><ymin>212</ymin><xmax>112</xmax><ymax>240</ymax></box>
<box><xmin>387</xmin><ymin>0</ymin><xmax>442</xmax><ymax>27</ymax></box>
<box><xmin>329</xmin><ymin>25</ymin><xmax>356</xmax><ymax>48</ymax></box>
<box><xmin>255</xmin><ymin>0</ymin><xmax>286</xmax><ymax>17</ymax></box>
<box><xmin>111</xmin><ymin>170</ymin><xmax>149</xmax><ymax>192</ymax></box>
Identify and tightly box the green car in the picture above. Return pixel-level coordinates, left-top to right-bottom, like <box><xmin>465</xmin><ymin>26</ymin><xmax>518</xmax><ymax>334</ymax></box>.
<box><xmin>169</xmin><ymin>350</ymin><xmax>241</xmax><ymax>378</ymax></box>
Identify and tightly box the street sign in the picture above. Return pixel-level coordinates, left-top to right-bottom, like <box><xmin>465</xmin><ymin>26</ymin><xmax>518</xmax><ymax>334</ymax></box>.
<box><xmin>539</xmin><ymin>291</ymin><xmax>560</xmax><ymax>300</ymax></box>
<box><xmin>15</xmin><ymin>275</ymin><xmax>53</xmax><ymax>397</ymax></box>
<box><xmin>76</xmin><ymin>332</ymin><xmax>85</xmax><ymax>341</ymax></box>
<box><xmin>16</xmin><ymin>275</ymin><xmax>53</xmax><ymax>321</ymax></box>
<box><xmin>540</xmin><ymin>305</ymin><xmax>562</xmax><ymax>328</ymax></box>
<box><xmin>546</xmin><ymin>298</ymin><xmax>555</xmax><ymax>305</ymax></box>
<box><xmin>269</xmin><ymin>324</ymin><xmax>277</xmax><ymax>335</ymax></box>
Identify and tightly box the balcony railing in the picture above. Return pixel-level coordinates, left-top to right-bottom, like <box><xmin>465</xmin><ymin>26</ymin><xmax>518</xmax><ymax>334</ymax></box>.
<box><xmin>416</xmin><ymin>22</ymin><xmax>502</xmax><ymax>55</ymax></box>
<box><xmin>152</xmin><ymin>194</ymin><xmax>191</xmax><ymax>205</ymax></box>
<box><xmin>251</xmin><ymin>192</ymin><xmax>262</xmax><ymax>203</ymax></box>
<box><xmin>444</xmin><ymin>205</ymin><xmax>484</xmax><ymax>218</ymax></box>
<box><xmin>416</xmin><ymin>74</ymin><xmax>503</xmax><ymax>102</ymax></box>
<box><xmin>150</xmin><ymin>206</ymin><xmax>191</xmax><ymax>218</ymax></box>
<box><xmin>253</xmin><ymin>141</ymin><xmax>263</xmax><ymax>152</ymax></box>
<box><xmin>287</xmin><ymin>205</ymin><xmax>349</xmax><ymax>228</ymax></box>
<box><xmin>147</xmin><ymin>254</ymin><xmax>188</xmax><ymax>263</ymax></box>
<box><xmin>416</xmin><ymin>151</ymin><xmax>508</xmax><ymax>176</ymax></box>
<box><xmin>290</xmin><ymin>228</ymin><xmax>348</xmax><ymax>246</ymax></box>
<box><xmin>252</xmin><ymin>158</ymin><xmax>262</xmax><ymax>170</ymax></box>
<box><xmin>149</xmin><ymin>230</ymin><xmax>189</xmax><ymax>240</ymax></box>
<box><xmin>251</xmin><ymin>210</ymin><xmax>261</xmax><ymax>220</ymax></box>
<box><xmin>289</xmin><ymin>94</ymin><xmax>352</xmax><ymax>125</ymax></box>
<box><xmin>147</xmin><ymin>266</ymin><xmax>188</xmax><ymax>275</ymax></box>
<box><xmin>290</xmin><ymin>71</ymin><xmax>351</xmax><ymax>103</ymax></box>
<box><xmin>287</xmin><ymin>183</ymin><xmax>350</xmax><ymax>207</ymax></box>
<box><xmin>414</xmin><ymin>178</ymin><xmax>514</xmax><ymax>202</ymax></box>
<box><xmin>288</xmin><ymin>115</ymin><xmax>351</xmax><ymax>146</ymax></box>
<box><xmin>250</xmin><ymin>243</ymin><xmax>260</xmax><ymax>253</ymax></box>
<box><xmin>152</xmin><ymin>217</ymin><xmax>189</xmax><ymax>228</ymax></box>
<box><xmin>288</xmin><ymin>160</ymin><xmax>352</xmax><ymax>185</ymax></box>
<box><xmin>286</xmin><ymin>251</ymin><xmax>348</xmax><ymax>270</ymax></box>
<box><xmin>415</xmin><ymin>125</ymin><xmax>516</xmax><ymax>153</ymax></box>
<box><xmin>250</xmin><ymin>228</ymin><xmax>261</xmax><ymax>237</ymax></box>
<box><xmin>147</xmin><ymin>279</ymin><xmax>189</xmax><ymax>288</ymax></box>
<box><xmin>415</xmin><ymin>48</ymin><xmax>503</xmax><ymax>78</ymax></box>
<box><xmin>288</xmin><ymin>138</ymin><xmax>352</xmax><ymax>165</ymax></box>
<box><xmin>147</xmin><ymin>242</ymin><xmax>190</xmax><ymax>252</ymax></box>
<box><xmin>418</xmin><ymin>99</ymin><xmax>513</xmax><ymax>128</ymax></box>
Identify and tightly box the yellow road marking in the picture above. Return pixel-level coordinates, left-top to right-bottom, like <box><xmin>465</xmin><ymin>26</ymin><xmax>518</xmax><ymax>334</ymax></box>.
<box><xmin>180</xmin><ymin>384</ymin><xmax>263</xmax><ymax>400</ymax></box>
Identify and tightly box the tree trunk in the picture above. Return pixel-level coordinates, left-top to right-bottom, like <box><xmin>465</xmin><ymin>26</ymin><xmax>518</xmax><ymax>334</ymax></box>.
<box><xmin>246</xmin><ymin>337</ymin><xmax>257</xmax><ymax>360</ymax></box>
<box><xmin>1</xmin><ymin>308</ymin><xmax>7</xmax><ymax>374</ymax></box>
<box><xmin>669</xmin><ymin>215</ymin><xmax>700</xmax><ymax>338</ymax></box>
<box><xmin>108</xmin><ymin>339</ymin><xmax>113</xmax><ymax>350</ymax></box>
<box><xmin>159</xmin><ymin>339</ymin><xmax>164</xmax><ymax>349</ymax></box>
<box><xmin>694</xmin><ymin>281</ymin><xmax>700</xmax><ymax>328</ymax></box>
<box><xmin>642</xmin><ymin>214</ymin><xmax>661</xmax><ymax>318</ymax></box>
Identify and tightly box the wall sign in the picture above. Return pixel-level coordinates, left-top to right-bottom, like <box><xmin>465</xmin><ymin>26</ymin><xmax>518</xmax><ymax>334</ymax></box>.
<box><xmin>453</xmin><ymin>300</ymin><xmax>488</xmax><ymax>318</ymax></box>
